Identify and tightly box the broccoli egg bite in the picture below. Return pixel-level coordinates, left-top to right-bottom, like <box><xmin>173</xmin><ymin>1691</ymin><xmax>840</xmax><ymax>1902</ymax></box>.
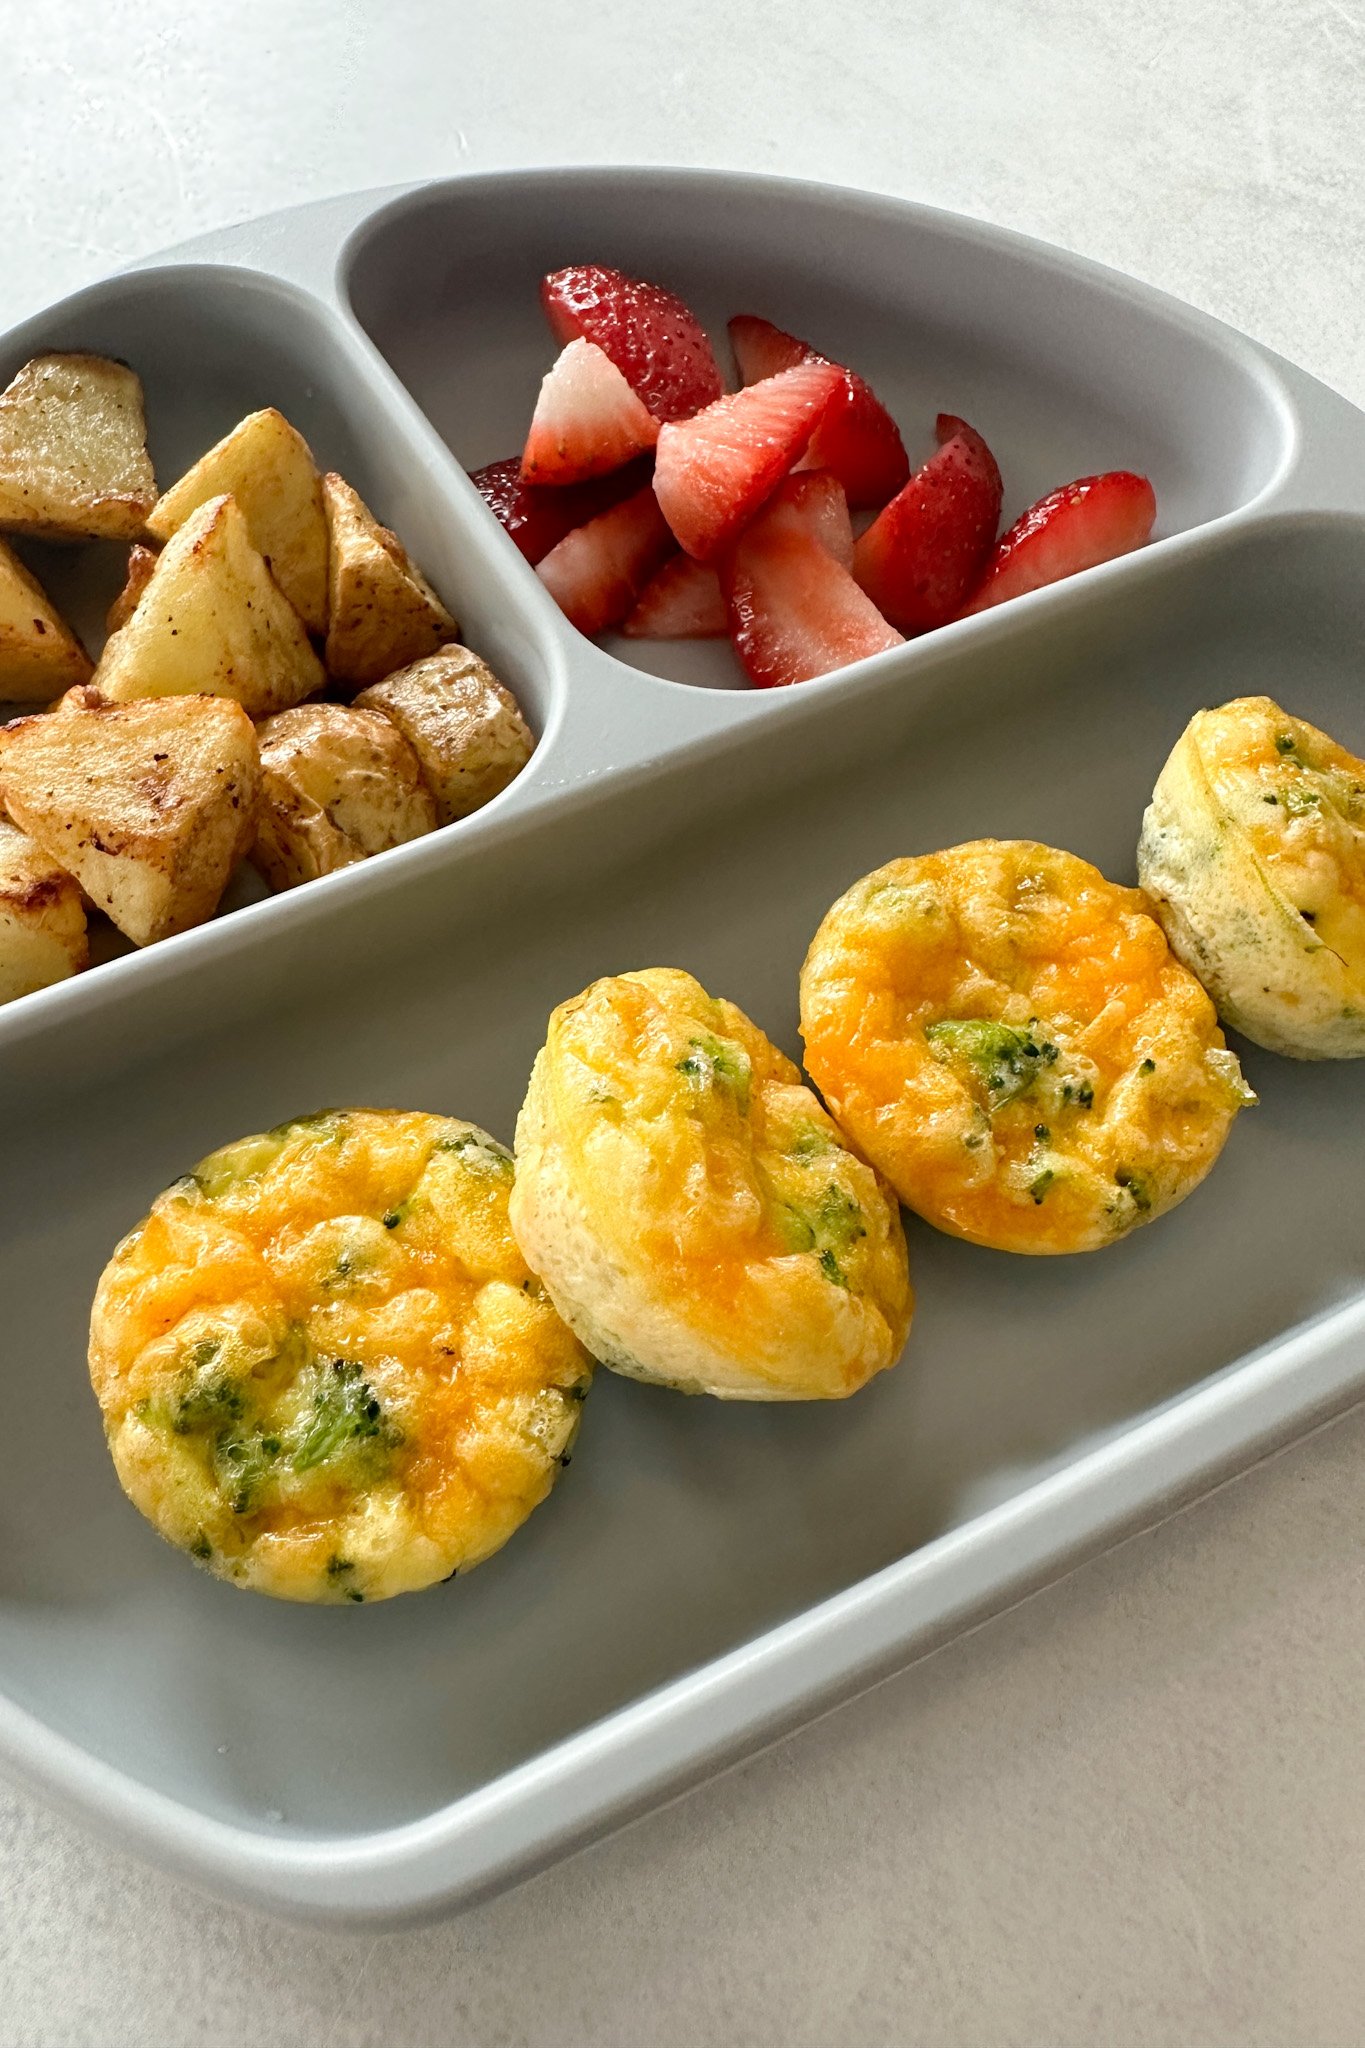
<box><xmin>509</xmin><ymin>968</ymin><xmax>912</xmax><ymax>1401</ymax></box>
<box><xmin>1138</xmin><ymin>696</ymin><xmax>1365</xmax><ymax>1058</ymax></box>
<box><xmin>89</xmin><ymin>1108</ymin><xmax>592</xmax><ymax>1602</ymax></box>
<box><xmin>800</xmin><ymin>840</ymin><xmax>1253</xmax><ymax>1256</ymax></box>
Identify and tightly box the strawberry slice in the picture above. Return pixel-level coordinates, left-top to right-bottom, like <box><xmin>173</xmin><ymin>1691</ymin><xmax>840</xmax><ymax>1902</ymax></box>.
<box><xmin>470</xmin><ymin>456</ymin><xmax>653</xmax><ymax>564</ymax></box>
<box><xmin>520</xmin><ymin>339</ymin><xmax>660</xmax><ymax>486</ymax></box>
<box><xmin>797</xmin><ymin>468</ymin><xmax>856</xmax><ymax>569</ymax></box>
<box><xmin>542</xmin><ymin>265</ymin><xmax>724</xmax><ymax>423</ymax></box>
<box><xmin>852</xmin><ymin>414</ymin><xmax>1003</xmax><ymax>634</ymax></box>
<box><xmin>961</xmin><ymin>471</ymin><xmax>1157</xmax><ymax>614</ymax></box>
<box><xmin>720</xmin><ymin>473</ymin><xmax>903</xmax><ymax>688</ymax></box>
<box><xmin>729</xmin><ymin>314</ymin><xmax>909</xmax><ymax>509</ymax></box>
<box><xmin>727</xmin><ymin>314</ymin><xmax>804</xmax><ymax>386</ymax></box>
<box><xmin>536</xmin><ymin>484</ymin><xmax>674</xmax><ymax>636</ymax></box>
<box><xmin>621</xmin><ymin>555</ymin><xmax>727</xmax><ymax>638</ymax></box>
<box><xmin>653</xmin><ymin>361</ymin><xmax>843</xmax><ymax>562</ymax></box>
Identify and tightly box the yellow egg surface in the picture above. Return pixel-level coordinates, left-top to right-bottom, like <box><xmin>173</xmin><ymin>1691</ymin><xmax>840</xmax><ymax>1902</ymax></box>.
<box><xmin>1138</xmin><ymin>696</ymin><xmax>1365</xmax><ymax>1058</ymax></box>
<box><xmin>509</xmin><ymin>968</ymin><xmax>912</xmax><ymax>1400</ymax></box>
<box><xmin>800</xmin><ymin>841</ymin><xmax>1254</xmax><ymax>1256</ymax></box>
<box><xmin>89</xmin><ymin>1108</ymin><xmax>592</xmax><ymax>1602</ymax></box>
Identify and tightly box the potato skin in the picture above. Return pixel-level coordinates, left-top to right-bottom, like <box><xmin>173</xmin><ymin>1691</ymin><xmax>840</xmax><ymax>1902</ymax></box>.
<box><xmin>104</xmin><ymin>543</ymin><xmax>159</xmax><ymax>637</ymax></box>
<box><xmin>88</xmin><ymin>1108</ymin><xmax>592</xmax><ymax>1602</ymax></box>
<box><xmin>800</xmin><ymin>840</ymin><xmax>1252</xmax><ymax>1256</ymax></box>
<box><xmin>355</xmin><ymin>646</ymin><xmax>534</xmax><ymax>823</ymax></box>
<box><xmin>1139</xmin><ymin>697</ymin><xmax>1365</xmax><ymax>1058</ymax></box>
<box><xmin>322</xmin><ymin>472</ymin><xmax>458</xmax><ymax>687</ymax></box>
<box><xmin>0</xmin><ymin>817</ymin><xmax>87</xmax><ymax>1002</ymax></box>
<box><xmin>510</xmin><ymin>967</ymin><xmax>912</xmax><ymax>1401</ymax></box>
<box><xmin>252</xmin><ymin>701</ymin><xmax>438</xmax><ymax>891</ymax></box>
<box><xmin>0</xmin><ymin>353</ymin><xmax>156</xmax><ymax>541</ymax></box>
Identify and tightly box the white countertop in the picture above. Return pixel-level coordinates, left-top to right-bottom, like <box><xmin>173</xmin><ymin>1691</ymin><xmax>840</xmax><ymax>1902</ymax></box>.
<box><xmin>4</xmin><ymin>3</ymin><xmax>1365</xmax><ymax>2041</ymax></box>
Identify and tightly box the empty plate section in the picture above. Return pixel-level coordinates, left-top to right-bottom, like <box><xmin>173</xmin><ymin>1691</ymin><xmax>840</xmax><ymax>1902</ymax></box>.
<box><xmin>2</xmin><ymin>509</ymin><xmax>1360</xmax><ymax>1842</ymax></box>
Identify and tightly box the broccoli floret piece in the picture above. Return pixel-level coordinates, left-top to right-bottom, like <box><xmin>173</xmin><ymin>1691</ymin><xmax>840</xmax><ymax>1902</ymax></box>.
<box><xmin>925</xmin><ymin>1018</ymin><xmax>1058</xmax><ymax>1108</ymax></box>
<box><xmin>436</xmin><ymin>1132</ymin><xmax>514</xmax><ymax>1178</ymax></box>
<box><xmin>788</xmin><ymin>1120</ymin><xmax>836</xmax><ymax>1163</ymax></box>
<box><xmin>211</xmin><ymin>1429</ymin><xmax>277</xmax><ymax>1516</ymax></box>
<box><xmin>290</xmin><ymin>1360</ymin><xmax>401</xmax><ymax>1474</ymax></box>
<box><xmin>814</xmin><ymin>1184</ymin><xmax>866</xmax><ymax>1249</ymax></box>
<box><xmin>779</xmin><ymin>1182</ymin><xmax>866</xmax><ymax>1286</ymax></box>
<box><xmin>676</xmin><ymin>1034</ymin><xmax>753</xmax><ymax>1113</ymax></box>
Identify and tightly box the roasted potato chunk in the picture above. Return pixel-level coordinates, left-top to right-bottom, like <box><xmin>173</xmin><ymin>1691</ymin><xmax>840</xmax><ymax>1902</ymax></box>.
<box><xmin>322</xmin><ymin>472</ymin><xmax>457</xmax><ymax>687</ymax></box>
<box><xmin>0</xmin><ymin>536</ymin><xmax>92</xmax><ymax>701</ymax></box>
<box><xmin>0</xmin><ymin>686</ymin><xmax>260</xmax><ymax>946</ymax></box>
<box><xmin>147</xmin><ymin>409</ymin><xmax>328</xmax><ymax>633</ymax></box>
<box><xmin>104</xmin><ymin>542</ymin><xmax>159</xmax><ymax>636</ymax></box>
<box><xmin>253</xmin><ymin>701</ymin><xmax>437</xmax><ymax>891</ymax></box>
<box><xmin>0</xmin><ymin>817</ymin><xmax>87</xmax><ymax>1002</ymax></box>
<box><xmin>94</xmin><ymin>493</ymin><xmax>324</xmax><ymax>718</ymax></box>
<box><xmin>0</xmin><ymin>354</ymin><xmax>155</xmax><ymax>540</ymax></box>
<box><xmin>355</xmin><ymin>645</ymin><xmax>533</xmax><ymax>822</ymax></box>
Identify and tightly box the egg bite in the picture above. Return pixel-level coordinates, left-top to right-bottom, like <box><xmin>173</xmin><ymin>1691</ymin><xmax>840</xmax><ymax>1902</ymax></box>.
<box><xmin>1138</xmin><ymin>696</ymin><xmax>1365</xmax><ymax>1058</ymax></box>
<box><xmin>800</xmin><ymin>840</ymin><xmax>1254</xmax><ymax>1256</ymax></box>
<box><xmin>509</xmin><ymin>968</ymin><xmax>912</xmax><ymax>1401</ymax></box>
<box><xmin>89</xmin><ymin>1108</ymin><xmax>592</xmax><ymax>1602</ymax></box>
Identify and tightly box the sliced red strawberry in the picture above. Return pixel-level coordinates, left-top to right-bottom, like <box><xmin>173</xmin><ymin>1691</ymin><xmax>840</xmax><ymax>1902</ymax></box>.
<box><xmin>470</xmin><ymin>456</ymin><xmax>653</xmax><ymax>565</ymax></box>
<box><xmin>729</xmin><ymin>314</ymin><xmax>909</xmax><ymax>509</ymax></box>
<box><xmin>961</xmin><ymin>471</ymin><xmax>1157</xmax><ymax>614</ymax></box>
<box><xmin>728</xmin><ymin>313</ymin><xmax>804</xmax><ymax>386</ymax></box>
<box><xmin>542</xmin><ymin>265</ymin><xmax>724</xmax><ymax>424</ymax></box>
<box><xmin>852</xmin><ymin>414</ymin><xmax>1003</xmax><ymax>634</ymax></box>
<box><xmin>520</xmin><ymin>339</ymin><xmax>660</xmax><ymax>486</ymax></box>
<box><xmin>791</xmin><ymin>468</ymin><xmax>855</xmax><ymax>568</ymax></box>
<box><xmin>536</xmin><ymin>484</ymin><xmax>674</xmax><ymax>636</ymax></box>
<box><xmin>621</xmin><ymin>555</ymin><xmax>727</xmax><ymax>638</ymax></box>
<box><xmin>720</xmin><ymin>474</ymin><xmax>904</xmax><ymax>689</ymax></box>
<box><xmin>653</xmin><ymin>361</ymin><xmax>843</xmax><ymax>563</ymax></box>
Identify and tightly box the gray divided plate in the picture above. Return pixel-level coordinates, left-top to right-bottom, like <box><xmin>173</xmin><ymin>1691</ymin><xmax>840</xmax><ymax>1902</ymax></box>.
<box><xmin>3</xmin><ymin>169</ymin><xmax>1365</xmax><ymax>1925</ymax></box>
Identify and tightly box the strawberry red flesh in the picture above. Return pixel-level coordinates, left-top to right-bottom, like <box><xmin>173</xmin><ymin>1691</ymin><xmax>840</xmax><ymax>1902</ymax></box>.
<box><xmin>720</xmin><ymin>473</ymin><xmax>903</xmax><ymax>689</ymax></box>
<box><xmin>621</xmin><ymin>554</ymin><xmax>727</xmax><ymax>639</ymax></box>
<box><xmin>520</xmin><ymin>338</ymin><xmax>660</xmax><ymax>485</ymax></box>
<box><xmin>653</xmin><ymin>360</ymin><xmax>843</xmax><ymax>562</ymax></box>
<box><xmin>536</xmin><ymin>484</ymin><xmax>674</xmax><ymax>637</ymax></box>
<box><xmin>728</xmin><ymin>314</ymin><xmax>908</xmax><ymax>509</ymax></box>
<box><xmin>728</xmin><ymin>313</ymin><xmax>805</xmax><ymax>386</ymax></box>
<box><xmin>852</xmin><ymin>413</ymin><xmax>1003</xmax><ymax>634</ymax></box>
<box><xmin>542</xmin><ymin>264</ymin><xmax>724</xmax><ymax>424</ymax></box>
<box><xmin>961</xmin><ymin>471</ymin><xmax>1157</xmax><ymax>614</ymax></box>
<box><xmin>790</xmin><ymin>468</ymin><xmax>855</xmax><ymax>568</ymax></box>
<box><xmin>470</xmin><ymin>456</ymin><xmax>653</xmax><ymax>564</ymax></box>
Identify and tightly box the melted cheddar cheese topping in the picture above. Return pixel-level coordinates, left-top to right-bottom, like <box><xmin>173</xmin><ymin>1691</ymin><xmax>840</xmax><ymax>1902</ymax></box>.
<box><xmin>89</xmin><ymin>1108</ymin><xmax>591</xmax><ymax>1601</ymax></box>
<box><xmin>800</xmin><ymin>840</ymin><xmax>1252</xmax><ymax>1255</ymax></box>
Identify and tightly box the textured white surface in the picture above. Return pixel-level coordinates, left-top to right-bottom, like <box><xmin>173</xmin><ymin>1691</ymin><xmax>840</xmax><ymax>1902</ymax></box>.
<box><xmin>4</xmin><ymin>1</ymin><xmax>1365</xmax><ymax>2040</ymax></box>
